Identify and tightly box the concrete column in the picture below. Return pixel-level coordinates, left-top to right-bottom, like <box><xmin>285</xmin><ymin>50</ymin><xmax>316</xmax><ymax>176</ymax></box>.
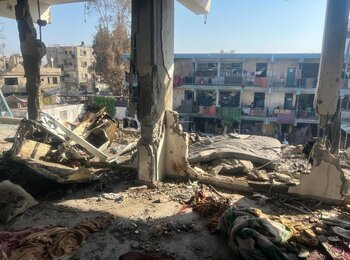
<box><xmin>217</xmin><ymin>58</ymin><xmax>221</xmax><ymax>78</ymax></box>
<box><xmin>15</xmin><ymin>0</ymin><xmax>45</xmax><ymax>120</ymax></box>
<box><xmin>315</xmin><ymin>0</ymin><xmax>350</xmax><ymax>129</ymax></box>
<box><xmin>215</xmin><ymin>89</ymin><xmax>220</xmax><ymax>107</ymax></box>
<box><xmin>131</xmin><ymin>0</ymin><xmax>174</xmax><ymax>183</ymax></box>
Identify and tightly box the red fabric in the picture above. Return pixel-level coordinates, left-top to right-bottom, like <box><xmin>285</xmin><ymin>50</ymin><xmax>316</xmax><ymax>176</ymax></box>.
<box><xmin>0</xmin><ymin>226</ymin><xmax>54</xmax><ymax>254</ymax></box>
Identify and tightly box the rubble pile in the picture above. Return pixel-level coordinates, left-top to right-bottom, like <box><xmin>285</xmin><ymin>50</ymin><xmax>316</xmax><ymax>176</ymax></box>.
<box><xmin>188</xmin><ymin>133</ymin><xmax>312</xmax><ymax>187</ymax></box>
<box><xmin>4</xmin><ymin>109</ymin><xmax>139</xmax><ymax>184</ymax></box>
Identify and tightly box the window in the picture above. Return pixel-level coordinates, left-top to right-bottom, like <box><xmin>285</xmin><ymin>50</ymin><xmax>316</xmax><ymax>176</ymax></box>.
<box><xmin>196</xmin><ymin>62</ymin><xmax>218</xmax><ymax>77</ymax></box>
<box><xmin>253</xmin><ymin>92</ymin><xmax>265</xmax><ymax>108</ymax></box>
<box><xmin>301</xmin><ymin>63</ymin><xmax>319</xmax><ymax>78</ymax></box>
<box><xmin>80</xmin><ymin>85</ymin><xmax>87</xmax><ymax>92</ymax></box>
<box><xmin>256</xmin><ymin>63</ymin><xmax>268</xmax><ymax>78</ymax></box>
<box><xmin>81</xmin><ymin>61</ymin><xmax>88</xmax><ymax>67</ymax></box>
<box><xmin>64</xmin><ymin>61</ymin><xmax>73</xmax><ymax>67</ymax></box>
<box><xmin>220</xmin><ymin>63</ymin><xmax>243</xmax><ymax>84</ymax></box>
<box><xmin>220</xmin><ymin>91</ymin><xmax>240</xmax><ymax>107</ymax></box>
<box><xmin>48</xmin><ymin>77</ymin><xmax>58</xmax><ymax>84</ymax></box>
<box><xmin>4</xmin><ymin>77</ymin><xmax>18</xmax><ymax>85</ymax></box>
<box><xmin>80</xmin><ymin>50</ymin><xmax>87</xmax><ymax>56</ymax></box>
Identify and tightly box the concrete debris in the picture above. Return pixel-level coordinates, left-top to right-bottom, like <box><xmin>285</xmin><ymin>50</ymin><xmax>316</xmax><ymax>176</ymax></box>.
<box><xmin>246</xmin><ymin>168</ymin><xmax>269</xmax><ymax>182</ymax></box>
<box><xmin>101</xmin><ymin>193</ymin><xmax>124</xmax><ymax>202</ymax></box>
<box><xmin>0</xmin><ymin>180</ymin><xmax>38</xmax><ymax>223</ymax></box>
<box><xmin>189</xmin><ymin>134</ymin><xmax>281</xmax><ymax>166</ymax></box>
<box><xmin>6</xmin><ymin>109</ymin><xmax>137</xmax><ymax>184</ymax></box>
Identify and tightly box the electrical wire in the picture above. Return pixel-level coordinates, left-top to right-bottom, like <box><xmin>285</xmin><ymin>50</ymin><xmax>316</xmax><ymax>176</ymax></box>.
<box><xmin>37</xmin><ymin>0</ymin><xmax>42</xmax><ymax>41</ymax></box>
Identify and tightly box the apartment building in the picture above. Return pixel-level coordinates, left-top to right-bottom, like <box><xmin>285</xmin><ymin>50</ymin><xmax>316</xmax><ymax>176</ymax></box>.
<box><xmin>173</xmin><ymin>53</ymin><xmax>350</xmax><ymax>143</ymax></box>
<box><xmin>46</xmin><ymin>44</ymin><xmax>95</xmax><ymax>96</ymax></box>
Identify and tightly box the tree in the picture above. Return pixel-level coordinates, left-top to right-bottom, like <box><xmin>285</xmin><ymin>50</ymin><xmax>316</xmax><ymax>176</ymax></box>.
<box><xmin>88</xmin><ymin>0</ymin><xmax>130</xmax><ymax>96</ymax></box>
<box><xmin>0</xmin><ymin>24</ymin><xmax>4</xmax><ymax>55</ymax></box>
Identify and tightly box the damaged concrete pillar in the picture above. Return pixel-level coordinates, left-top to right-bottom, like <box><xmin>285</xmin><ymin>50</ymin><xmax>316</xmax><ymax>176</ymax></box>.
<box><xmin>131</xmin><ymin>0</ymin><xmax>174</xmax><ymax>183</ymax></box>
<box><xmin>290</xmin><ymin>0</ymin><xmax>350</xmax><ymax>201</ymax></box>
<box><xmin>15</xmin><ymin>0</ymin><xmax>46</xmax><ymax>120</ymax></box>
<box><xmin>315</xmin><ymin>0</ymin><xmax>349</xmax><ymax>131</ymax></box>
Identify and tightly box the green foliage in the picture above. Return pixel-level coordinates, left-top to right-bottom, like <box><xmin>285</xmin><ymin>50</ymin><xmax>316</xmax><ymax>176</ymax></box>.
<box><xmin>42</xmin><ymin>96</ymin><xmax>54</xmax><ymax>106</ymax></box>
<box><xmin>92</xmin><ymin>96</ymin><xmax>116</xmax><ymax>117</ymax></box>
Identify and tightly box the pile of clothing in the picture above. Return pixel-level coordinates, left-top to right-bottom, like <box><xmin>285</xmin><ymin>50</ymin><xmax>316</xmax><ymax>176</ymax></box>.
<box><xmin>193</xmin><ymin>199</ymin><xmax>294</xmax><ymax>260</ymax></box>
<box><xmin>0</xmin><ymin>214</ymin><xmax>113</xmax><ymax>260</ymax></box>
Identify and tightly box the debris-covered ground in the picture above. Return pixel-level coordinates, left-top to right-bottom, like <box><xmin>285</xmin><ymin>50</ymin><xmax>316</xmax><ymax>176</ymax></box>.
<box><xmin>1</xmin><ymin>173</ymin><xmax>350</xmax><ymax>259</ymax></box>
<box><xmin>1</xmin><ymin>116</ymin><xmax>350</xmax><ymax>259</ymax></box>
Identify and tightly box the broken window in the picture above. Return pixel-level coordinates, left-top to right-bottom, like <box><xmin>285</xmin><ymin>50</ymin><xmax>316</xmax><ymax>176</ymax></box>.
<box><xmin>196</xmin><ymin>62</ymin><xmax>218</xmax><ymax>77</ymax></box>
<box><xmin>256</xmin><ymin>63</ymin><xmax>267</xmax><ymax>78</ymax></box>
<box><xmin>4</xmin><ymin>77</ymin><xmax>18</xmax><ymax>86</ymax></box>
<box><xmin>220</xmin><ymin>63</ymin><xmax>243</xmax><ymax>84</ymax></box>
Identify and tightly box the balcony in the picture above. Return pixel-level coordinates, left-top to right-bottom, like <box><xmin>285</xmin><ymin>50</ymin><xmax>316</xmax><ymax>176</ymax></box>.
<box><xmin>268</xmin><ymin>109</ymin><xmax>296</xmax><ymax>124</ymax></box>
<box><xmin>296</xmin><ymin>109</ymin><xmax>317</xmax><ymax>119</ymax></box>
<box><xmin>342</xmin><ymin>110</ymin><xmax>350</xmax><ymax>122</ymax></box>
<box><xmin>242</xmin><ymin>107</ymin><xmax>266</xmax><ymax>120</ymax></box>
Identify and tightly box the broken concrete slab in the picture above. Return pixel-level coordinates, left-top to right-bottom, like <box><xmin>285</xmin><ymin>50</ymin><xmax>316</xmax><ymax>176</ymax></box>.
<box><xmin>289</xmin><ymin>141</ymin><xmax>350</xmax><ymax>201</ymax></box>
<box><xmin>0</xmin><ymin>180</ymin><xmax>38</xmax><ymax>223</ymax></box>
<box><xmin>6</xmin><ymin>109</ymin><xmax>129</xmax><ymax>184</ymax></box>
<box><xmin>189</xmin><ymin>134</ymin><xmax>281</xmax><ymax>167</ymax></box>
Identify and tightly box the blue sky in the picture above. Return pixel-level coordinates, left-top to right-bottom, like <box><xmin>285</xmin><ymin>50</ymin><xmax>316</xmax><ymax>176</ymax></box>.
<box><xmin>0</xmin><ymin>0</ymin><xmax>327</xmax><ymax>56</ymax></box>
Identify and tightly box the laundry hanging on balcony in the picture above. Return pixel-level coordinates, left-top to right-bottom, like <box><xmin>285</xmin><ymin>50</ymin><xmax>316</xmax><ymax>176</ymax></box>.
<box><xmin>217</xmin><ymin>107</ymin><xmax>241</xmax><ymax>127</ymax></box>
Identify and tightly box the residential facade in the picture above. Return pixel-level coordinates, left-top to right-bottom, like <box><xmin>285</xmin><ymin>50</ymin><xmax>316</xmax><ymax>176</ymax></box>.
<box><xmin>173</xmin><ymin>53</ymin><xmax>350</xmax><ymax>143</ymax></box>
<box><xmin>0</xmin><ymin>63</ymin><xmax>62</xmax><ymax>95</ymax></box>
<box><xmin>46</xmin><ymin>44</ymin><xmax>95</xmax><ymax>96</ymax></box>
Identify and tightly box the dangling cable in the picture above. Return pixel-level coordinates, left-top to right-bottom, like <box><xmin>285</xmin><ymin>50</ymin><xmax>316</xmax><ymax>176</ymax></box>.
<box><xmin>84</xmin><ymin>2</ymin><xmax>87</xmax><ymax>23</ymax></box>
<box><xmin>37</xmin><ymin>0</ymin><xmax>42</xmax><ymax>41</ymax></box>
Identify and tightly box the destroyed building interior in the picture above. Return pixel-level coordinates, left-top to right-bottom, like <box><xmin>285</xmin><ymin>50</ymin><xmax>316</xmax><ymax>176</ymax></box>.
<box><xmin>2</xmin><ymin>0</ymin><xmax>350</xmax><ymax>259</ymax></box>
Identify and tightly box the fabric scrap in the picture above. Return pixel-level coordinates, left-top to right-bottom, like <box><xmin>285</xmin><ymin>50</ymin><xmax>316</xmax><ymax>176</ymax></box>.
<box><xmin>218</xmin><ymin>207</ymin><xmax>293</xmax><ymax>260</ymax></box>
<box><xmin>5</xmin><ymin>214</ymin><xmax>113</xmax><ymax>260</ymax></box>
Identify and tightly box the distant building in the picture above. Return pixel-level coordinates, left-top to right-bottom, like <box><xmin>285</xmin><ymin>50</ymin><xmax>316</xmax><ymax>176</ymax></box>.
<box><xmin>0</xmin><ymin>64</ymin><xmax>62</xmax><ymax>96</ymax></box>
<box><xmin>46</xmin><ymin>43</ymin><xmax>95</xmax><ymax>96</ymax></box>
<box><xmin>172</xmin><ymin>53</ymin><xmax>350</xmax><ymax>143</ymax></box>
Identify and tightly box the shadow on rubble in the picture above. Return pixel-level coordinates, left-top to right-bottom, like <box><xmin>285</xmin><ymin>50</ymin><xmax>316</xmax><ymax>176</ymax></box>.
<box><xmin>0</xmin><ymin>153</ymin><xmax>137</xmax><ymax>199</ymax></box>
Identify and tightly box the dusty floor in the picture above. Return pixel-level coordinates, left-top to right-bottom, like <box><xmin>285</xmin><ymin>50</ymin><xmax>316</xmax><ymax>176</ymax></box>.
<box><xmin>0</xmin><ymin>178</ymin><xmax>242</xmax><ymax>259</ymax></box>
<box><xmin>1</xmin><ymin>122</ymin><xmax>350</xmax><ymax>259</ymax></box>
